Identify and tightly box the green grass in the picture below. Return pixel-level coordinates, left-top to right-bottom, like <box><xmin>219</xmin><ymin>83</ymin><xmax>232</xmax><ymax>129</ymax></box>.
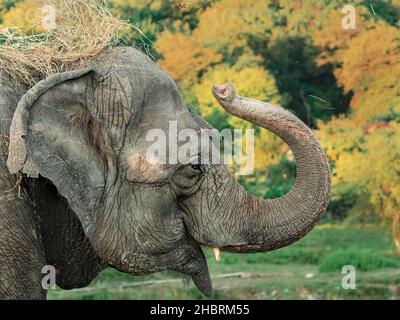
<box><xmin>319</xmin><ymin>249</ymin><xmax>400</xmax><ymax>273</ymax></box>
<box><xmin>48</xmin><ymin>224</ymin><xmax>400</xmax><ymax>300</ymax></box>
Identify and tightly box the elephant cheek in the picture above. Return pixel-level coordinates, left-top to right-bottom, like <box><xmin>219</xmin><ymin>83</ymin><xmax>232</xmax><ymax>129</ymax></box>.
<box><xmin>124</xmin><ymin>153</ymin><xmax>169</xmax><ymax>183</ymax></box>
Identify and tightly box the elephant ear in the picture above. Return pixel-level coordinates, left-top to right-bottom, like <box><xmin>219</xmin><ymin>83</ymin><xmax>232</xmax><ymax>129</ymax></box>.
<box><xmin>7</xmin><ymin>68</ymin><xmax>113</xmax><ymax>236</ymax></box>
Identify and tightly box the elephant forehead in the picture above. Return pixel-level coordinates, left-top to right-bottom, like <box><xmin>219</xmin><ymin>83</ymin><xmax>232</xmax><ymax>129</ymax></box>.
<box><xmin>123</xmin><ymin>152</ymin><xmax>170</xmax><ymax>183</ymax></box>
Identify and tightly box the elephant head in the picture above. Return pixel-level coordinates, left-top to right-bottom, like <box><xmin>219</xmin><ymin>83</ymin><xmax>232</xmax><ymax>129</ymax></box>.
<box><xmin>7</xmin><ymin>47</ymin><xmax>331</xmax><ymax>296</ymax></box>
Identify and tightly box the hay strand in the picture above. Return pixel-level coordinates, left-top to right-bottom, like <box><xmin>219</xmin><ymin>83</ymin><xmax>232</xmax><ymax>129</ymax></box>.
<box><xmin>0</xmin><ymin>0</ymin><xmax>129</xmax><ymax>85</ymax></box>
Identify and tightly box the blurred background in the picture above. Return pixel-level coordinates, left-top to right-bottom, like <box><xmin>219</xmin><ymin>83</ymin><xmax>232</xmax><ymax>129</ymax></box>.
<box><xmin>1</xmin><ymin>0</ymin><xmax>399</xmax><ymax>299</ymax></box>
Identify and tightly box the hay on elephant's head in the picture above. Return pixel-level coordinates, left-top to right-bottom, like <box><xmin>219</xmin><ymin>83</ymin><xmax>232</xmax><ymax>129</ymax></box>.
<box><xmin>0</xmin><ymin>0</ymin><xmax>129</xmax><ymax>85</ymax></box>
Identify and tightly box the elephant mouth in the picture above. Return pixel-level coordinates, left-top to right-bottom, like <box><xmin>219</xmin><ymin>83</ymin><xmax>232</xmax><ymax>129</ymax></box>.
<box><xmin>188</xmin><ymin>247</ymin><xmax>231</xmax><ymax>296</ymax></box>
<box><xmin>186</xmin><ymin>246</ymin><xmax>225</xmax><ymax>296</ymax></box>
<box><xmin>178</xmin><ymin>228</ymin><xmax>227</xmax><ymax>296</ymax></box>
<box><xmin>166</xmin><ymin>239</ymin><xmax>212</xmax><ymax>297</ymax></box>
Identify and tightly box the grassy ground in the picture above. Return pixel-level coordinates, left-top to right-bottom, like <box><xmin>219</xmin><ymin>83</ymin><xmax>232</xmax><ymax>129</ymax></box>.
<box><xmin>48</xmin><ymin>224</ymin><xmax>400</xmax><ymax>300</ymax></box>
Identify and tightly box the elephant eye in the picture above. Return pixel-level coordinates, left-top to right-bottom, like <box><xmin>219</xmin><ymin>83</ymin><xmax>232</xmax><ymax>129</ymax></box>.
<box><xmin>172</xmin><ymin>162</ymin><xmax>204</xmax><ymax>192</ymax></box>
<box><xmin>191</xmin><ymin>164</ymin><xmax>202</xmax><ymax>171</ymax></box>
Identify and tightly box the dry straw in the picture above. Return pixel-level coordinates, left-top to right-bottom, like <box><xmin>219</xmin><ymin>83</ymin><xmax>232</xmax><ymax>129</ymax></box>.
<box><xmin>0</xmin><ymin>0</ymin><xmax>129</xmax><ymax>86</ymax></box>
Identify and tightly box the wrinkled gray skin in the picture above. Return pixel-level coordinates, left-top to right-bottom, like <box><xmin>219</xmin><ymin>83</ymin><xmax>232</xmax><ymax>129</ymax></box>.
<box><xmin>0</xmin><ymin>47</ymin><xmax>331</xmax><ymax>299</ymax></box>
<box><xmin>0</xmin><ymin>73</ymin><xmax>106</xmax><ymax>299</ymax></box>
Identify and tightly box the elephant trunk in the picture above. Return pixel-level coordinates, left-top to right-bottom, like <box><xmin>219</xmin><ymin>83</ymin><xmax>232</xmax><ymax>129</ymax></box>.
<box><xmin>212</xmin><ymin>84</ymin><xmax>331</xmax><ymax>253</ymax></box>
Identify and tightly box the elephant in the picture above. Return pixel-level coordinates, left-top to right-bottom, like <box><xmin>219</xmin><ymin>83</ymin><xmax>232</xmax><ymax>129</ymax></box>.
<box><xmin>0</xmin><ymin>46</ymin><xmax>331</xmax><ymax>299</ymax></box>
<box><xmin>0</xmin><ymin>72</ymin><xmax>107</xmax><ymax>299</ymax></box>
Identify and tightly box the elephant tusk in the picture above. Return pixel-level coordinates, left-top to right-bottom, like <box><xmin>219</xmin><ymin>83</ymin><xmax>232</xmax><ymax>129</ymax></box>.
<box><xmin>212</xmin><ymin>248</ymin><xmax>221</xmax><ymax>262</ymax></box>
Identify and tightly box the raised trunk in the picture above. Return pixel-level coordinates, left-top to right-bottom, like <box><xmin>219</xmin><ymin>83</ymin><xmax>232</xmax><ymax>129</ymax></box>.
<box><xmin>213</xmin><ymin>84</ymin><xmax>331</xmax><ymax>253</ymax></box>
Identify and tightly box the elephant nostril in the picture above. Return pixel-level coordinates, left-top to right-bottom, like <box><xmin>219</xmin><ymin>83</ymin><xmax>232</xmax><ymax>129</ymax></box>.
<box><xmin>212</xmin><ymin>84</ymin><xmax>235</xmax><ymax>101</ymax></box>
<box><xmin>217</xmin><ymin>86</ymin><xmax>227</xmax><ymax>95</ymax></box>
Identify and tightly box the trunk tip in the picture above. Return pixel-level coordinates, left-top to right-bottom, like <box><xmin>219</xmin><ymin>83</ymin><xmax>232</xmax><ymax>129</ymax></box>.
<box><xmin>212</xmin><ymin>83</ymin><xmax>236</xmax><ymax>102</ymax></box>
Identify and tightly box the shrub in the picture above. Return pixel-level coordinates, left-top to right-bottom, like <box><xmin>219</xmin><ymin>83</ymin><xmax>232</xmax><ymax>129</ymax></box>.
<box><xmin>319</xmin><ymin>249</ymin><xmax>400</xmax><ymax>273</ymax></box>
